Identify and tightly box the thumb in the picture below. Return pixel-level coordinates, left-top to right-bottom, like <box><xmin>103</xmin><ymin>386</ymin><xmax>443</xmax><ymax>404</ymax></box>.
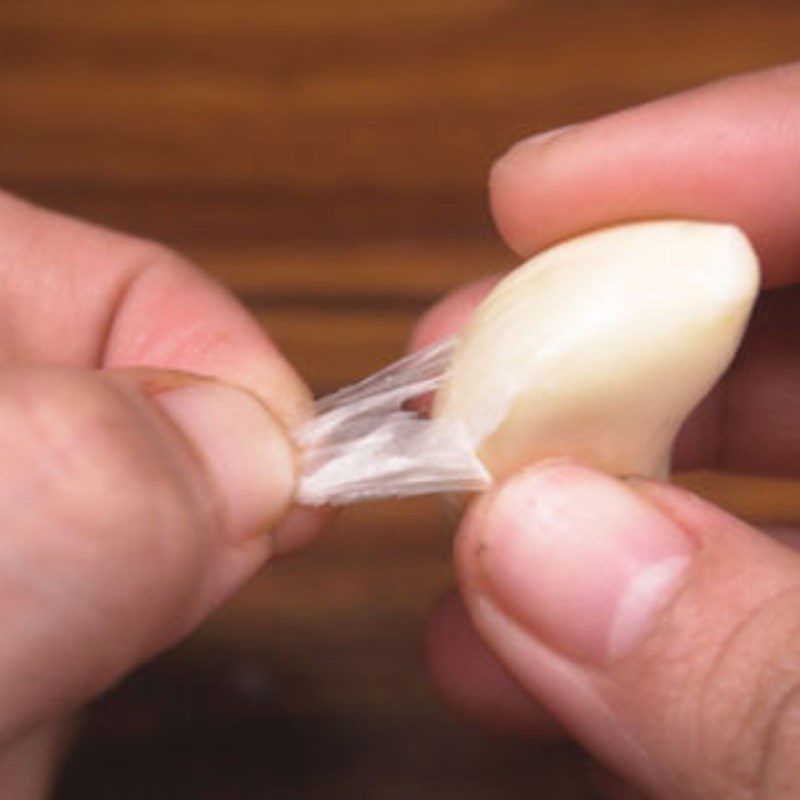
<box><xmin>457</xmin><ymin>462</ymin><xmax>800</xmax><ymax>799</ymax></box>
<box><xmin>0</xmin><ymin>366</ymin><xmax>297</xmax><ymax>744</ymax></box>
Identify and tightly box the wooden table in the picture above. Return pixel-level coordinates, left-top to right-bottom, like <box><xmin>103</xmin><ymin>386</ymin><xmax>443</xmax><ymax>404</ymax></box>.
<box><xmin>0</xmin><ymin>2</ymin><xmax>798</xmax><ymax>797</ymax></box>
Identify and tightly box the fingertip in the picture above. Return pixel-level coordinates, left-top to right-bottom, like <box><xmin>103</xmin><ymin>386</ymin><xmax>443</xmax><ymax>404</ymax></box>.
<box><xmin>101</xmin><ymin>248</ymin><xmax>315</xmax><ymax>428</ymax></box>
<box><xmin>458</xmin><ymin>464</ymin><xmax>694</xmax><ymax>665</ymax></box>
<box><xmin>488</xmin><ymin>124</ymin><xmax>583</xmax><ymax>256</ymax></box>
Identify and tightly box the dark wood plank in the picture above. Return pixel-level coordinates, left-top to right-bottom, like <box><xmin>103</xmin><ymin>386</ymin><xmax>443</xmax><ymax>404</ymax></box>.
<box><xmin>215</xmin><ymin>242</ymin><xmax>511</xmax><ymax>300</ymax></box>
<box><xmin>2</xmin><ymin>1</ymin><xmax>800</xmax><ymax>262</ymax></box>
<box><xmin>2</xmin><ymin>1</ymin><xmax>800</xmax><ymax>190</ymax></box>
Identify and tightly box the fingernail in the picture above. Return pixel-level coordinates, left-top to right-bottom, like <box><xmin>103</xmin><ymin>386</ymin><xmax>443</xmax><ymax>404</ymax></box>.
<box><xmin>156</xmin><ymin>383</ymin><xmax>298</xmax><ymax>544</ymax></box>
<box><xmin>475</xmin><ymin>463</ymin><xmax>693</xmax><ymax>664</ymax></box>
<box><xmin>491</xmin><ymin>124</ymin><xmax>577</xmax><ymax>177</ymax></box>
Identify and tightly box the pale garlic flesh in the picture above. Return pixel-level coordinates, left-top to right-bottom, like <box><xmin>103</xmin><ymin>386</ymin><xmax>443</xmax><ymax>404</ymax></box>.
<box><xmin>433</xmin><ymin>220</ymin><xmax>760</xmax><ymax>482</ymax></box>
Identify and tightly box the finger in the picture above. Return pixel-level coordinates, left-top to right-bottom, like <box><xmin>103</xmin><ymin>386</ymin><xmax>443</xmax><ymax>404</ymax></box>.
<box><xmin>411</xmin><ymin>280</ymin><xmax>799</xmax><ymax>476</ymax></box>
<box><xmin>0</xmin><ymin>189</ymin><xmax>310</xmax><ymax>423</ymax></box>
<box><xmin>490</xmin><ymin>63</ymin><xmax>800</xmax><ymax>288</ymax></box>
<box><xmin>0</xmin><ymin>366</ymin><xmax>295</xmax><ymax>744</ymax></box>
<box><xmin>457</xmin><ymin>462</ymin><xmax>800</xmax><ymax>797</ymax></box>
<box><xmin>425</xmin><ymin>590</ymin><xmax>561</xmax><ymax>737</ymax></box>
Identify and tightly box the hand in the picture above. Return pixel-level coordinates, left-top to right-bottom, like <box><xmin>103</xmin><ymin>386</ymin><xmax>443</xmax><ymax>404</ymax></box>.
<box><xmin>419</xmin><ymin>63</ymin><xmax>800</xmax><ymax>798</ymax></box>
<box><xmin>0</xmin><ymin>193</ymin><xmax>323</xmax><ymax>797</ymax></box>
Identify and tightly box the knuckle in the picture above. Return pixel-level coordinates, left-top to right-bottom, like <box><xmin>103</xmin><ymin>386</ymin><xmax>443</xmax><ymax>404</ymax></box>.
<box><xmin>694</xmin><ymin>584</ymin><xmax>800</xmax><ymax>799</ymax></box>
<box><xmin>754</xmin><ymin>678</ymin><xmax>800</xmax><ymax>799</ymax></box>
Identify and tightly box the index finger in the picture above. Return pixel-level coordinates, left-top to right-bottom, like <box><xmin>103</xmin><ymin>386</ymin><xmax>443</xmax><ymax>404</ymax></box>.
<box><xmin>0</xmin><ymin>190</ymin><xmax>311</xmax><ymax>425</ymax></box>
<box><xmin>490</xmin><ymin>63</ymin><xmax>800</xmax><ymax>288</ymax></box>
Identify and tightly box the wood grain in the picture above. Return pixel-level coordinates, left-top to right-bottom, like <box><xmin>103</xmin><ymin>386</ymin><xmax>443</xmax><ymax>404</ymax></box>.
<box><xmin>0</xmin><ymin>1</ymin><xmax>796</xmax><ymax>797</ymax></box>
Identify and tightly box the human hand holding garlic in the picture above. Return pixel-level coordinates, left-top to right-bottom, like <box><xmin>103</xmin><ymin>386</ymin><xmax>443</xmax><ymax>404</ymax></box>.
<box><xmin>0</xmin><ymin>193</ymin><xmax>323</xmax><ymax>796</ymax></box>
<box><xmin>421</xmin><ymin>64</ymin><xmax>800</xmax><ymax>799</ymax></box>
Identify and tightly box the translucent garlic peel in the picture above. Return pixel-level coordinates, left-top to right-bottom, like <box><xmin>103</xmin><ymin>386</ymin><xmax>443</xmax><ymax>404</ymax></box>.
<box><xmin>433</xmin><ymin>220</ymin><xmax>760</xmax><ymax>482</ymax></box>
<box><xmin>295</xmin><ymin>339</ymin><xmax>490</xmax><ymax>505</ymax></box>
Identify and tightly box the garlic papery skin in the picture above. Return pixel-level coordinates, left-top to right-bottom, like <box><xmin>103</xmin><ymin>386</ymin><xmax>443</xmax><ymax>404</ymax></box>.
<box><xmin>433</xmin><ymin>221</ymin><xmax>760</xmax><ymax>482</ymax></box>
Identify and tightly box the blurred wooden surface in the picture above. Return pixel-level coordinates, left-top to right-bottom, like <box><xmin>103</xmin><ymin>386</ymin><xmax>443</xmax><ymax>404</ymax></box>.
<box><xmin>0</xmin><ymin>1</ymin><xmax>797</xmax><ymax>797</ymax></box>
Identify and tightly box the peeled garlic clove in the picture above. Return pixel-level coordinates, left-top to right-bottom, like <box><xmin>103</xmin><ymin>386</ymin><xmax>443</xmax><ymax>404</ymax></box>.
<box><xmin>433</xmin><ymin>220</ymin><xmax>759</xmax><ymax>481</ymax></box>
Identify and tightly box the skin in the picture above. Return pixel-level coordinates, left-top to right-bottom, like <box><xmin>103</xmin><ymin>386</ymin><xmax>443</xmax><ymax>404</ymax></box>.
<box><xmin>0</xmin><ymin>62</ymin><xmax>797</xmax><ymax>799</ymax></box>
<box><xmin>418</xmin><ymin>63</ymin><xmax>800</xmax><ymax>798</ymax></box>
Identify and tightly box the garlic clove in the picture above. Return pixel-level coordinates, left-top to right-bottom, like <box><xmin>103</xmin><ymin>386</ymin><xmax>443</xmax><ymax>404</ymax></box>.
<box><xmin>433</xmin><ymin>220</ymin><xmax>760</xmax><ymax>482</ymax></box>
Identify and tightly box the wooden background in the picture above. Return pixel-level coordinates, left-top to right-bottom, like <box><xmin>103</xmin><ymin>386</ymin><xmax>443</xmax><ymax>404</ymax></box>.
<box><xmin>0</xmin><ymin>1</ymin><xmax>798</xmax><ymax>797</ymax></box>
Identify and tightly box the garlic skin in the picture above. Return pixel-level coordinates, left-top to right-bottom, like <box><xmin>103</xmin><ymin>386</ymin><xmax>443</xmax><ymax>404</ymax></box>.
<box><xmin>433</xmin><ymin>221</ymin><xmax>759</xmax><ymax>482</ymax></box>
